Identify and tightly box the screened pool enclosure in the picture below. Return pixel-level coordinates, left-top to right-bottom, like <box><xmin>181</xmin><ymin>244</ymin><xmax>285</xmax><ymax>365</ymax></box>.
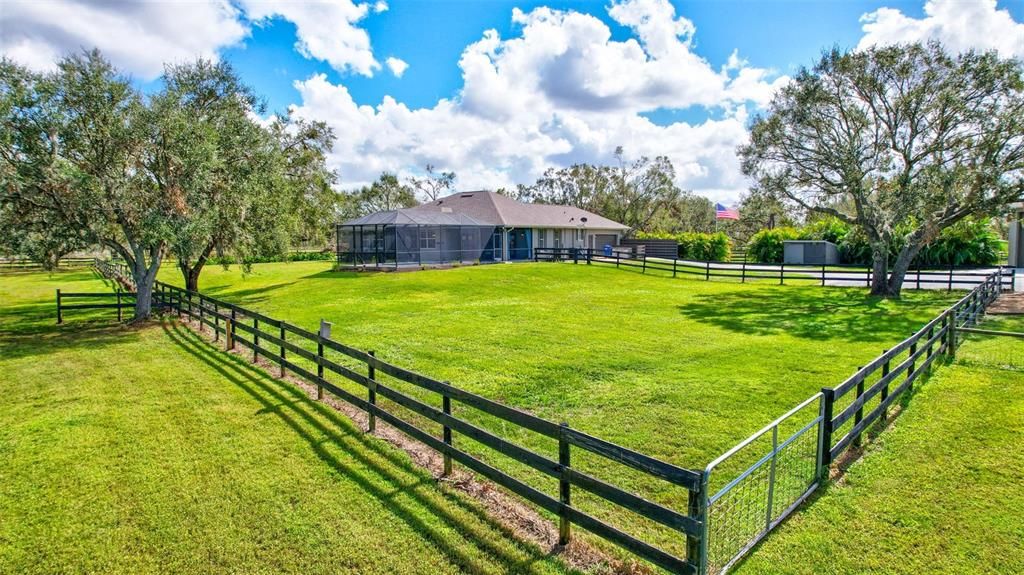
<box><xmin>337</xmin><ymin>210</ymin><xmax>532</xmax><ymax>267</ymax></box>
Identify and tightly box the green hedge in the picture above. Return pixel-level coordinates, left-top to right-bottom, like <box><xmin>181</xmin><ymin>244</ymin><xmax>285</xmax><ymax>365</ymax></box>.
<box><xmin>746</xmin><ymin>227</ymin><xmax>799</xmax><ymax>263</ymax></box>
<box><xmin>744</xmin><ymin>217</ymin><xmax>1002</xmax><ymax>267</ymax></box>
<box><xmin>635</xmin><ymin>231</ymin><xmax>732</xmax><ymax>261</ymax></box>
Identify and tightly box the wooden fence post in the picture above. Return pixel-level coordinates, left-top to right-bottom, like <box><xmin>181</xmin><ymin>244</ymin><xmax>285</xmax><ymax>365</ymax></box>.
<box><xmin>227</xmin><ymin>309</ymin><xmax>236</xmax><ymax>350</ymax></box>
<box><xmin>56</xmin><ymin>289</ymin><xmax>62</xmax><ymax>324</ymax></box>
<box><xmin>948</xmin><ymin>263</ymin><xmax>954</xmax><ymax>292</ymax></box>
<box><xmin>741</xmin><ymin>261</ymin><xmax>746</xmax><ymax>283</ymax></box>
<box><xmin>819</xmin><ymin>388</ymin><xmax>835</xmax><ymax>471</ymax></box>
<box><xmin>949</xmin><ymin>310</ymin><xmax>958</xmax><ymax>359</ymax></box>
<box><xmin>705</xmin><ymin>260</ymin><xmax>710</xmax><ymax>281</ymax></box>
<box><xmin>880</xmin><ymin>352</ymin><xmax>890</xmax><ymax>420</ymax></box>
<box><xmin>442</xmin><ymin>393</ymin><xmax>452</xmax><ymax>476</ymax></box>
<box><xmin>317</xmin><ymin>320</ymin><xmax>331</xmax><ymax>401</ymax></box>
<box><xmin>852</xmin><ymin>368</ymin><xmax>864</xmax><ymax>448</ymax></box>
<box><xmin>821</xmin><ymin>264</ymin><xmax>826</xmax><ymax>287</ymax></box>
<box><xmin>642</xmin><ymin>254</ymin><xmax>647</xmax><ymax>274</ymax></box>
<box><xmin>117</xmin><ymin>290</ymin><xmax>122</xmax><ymax>322</ymax></box>
<box><xmin>558</xmin><ymin>422</ymin><xmax>571</xmax><ymax>545</ymax></box>
<box><xmin>279</xmin><ymin>325</ymin><xmax>286</xmax><ymax>377</ymax></box>
<box><xmin>866</xmin><ymin>266</ymin><xmax>871</xmax><ymax>288</ymax></box>
<box><xmin>214</xmin><ymin>302</ymin><xmax>220</xmax><ymax>342</ymax></box>
<box><xmin>686</xmin><ymin>482</ymin><xmax>703</xmax><ymax>571</ymax></box>
<box><xmin>916</xmin><ymin>265</ymin><xmax>921</xmax><ymax>290</ymax></box>
<box><xmin>672</xmin><ymin>258</ymin><xmax>677</xmax><ymax>278</ymax></box>
<box><xmin>779</xmin><ymin>263</ymin><xmax>785</xmax><ymax>285</ymax></box>
<box><xmin>367</xmin><ymin>350</ymin><xmax>377</xmax><ymax>432</ymax></box>
<box><xmin>907</xmin><ymin>338</ymin><xmax>918</xmax><ymax>391</ymax></box>
<box><xmin>253</xmin><ymin>318</ymin><xmax>260</xmax><ymax>363</ymax></box>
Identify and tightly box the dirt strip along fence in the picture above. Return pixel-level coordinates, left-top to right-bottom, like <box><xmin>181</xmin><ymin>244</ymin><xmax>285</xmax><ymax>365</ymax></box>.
<box><xmin>85</xmin><ymin>270</ymin><xmax>711</xmax><ymax>574</ymax></box>
<box><xmin>534</xmin><ymin>247</ymin><xmax>1016</xmax><ymax>292</ymax></box>
<box><xmin>701</xmin><ymin>270</ymin><xmax>1006</xmax><ymax>575</ymax></box>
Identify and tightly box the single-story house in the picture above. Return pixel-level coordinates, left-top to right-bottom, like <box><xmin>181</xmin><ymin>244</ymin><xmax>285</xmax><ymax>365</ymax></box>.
<box><xmin>336</xmin><ymin>190</ymin><xmax>629</xmax><ymax>266</ymax></box>
<box><xmin>1009</xmin><ymin>202</ymin><xmax>1023</xmax><ymax>268</ymax></box>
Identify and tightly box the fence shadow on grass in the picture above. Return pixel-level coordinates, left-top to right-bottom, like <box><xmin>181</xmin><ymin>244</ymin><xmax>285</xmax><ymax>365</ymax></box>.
<box><xmin>676</xmin><ymin>288</ymin><xmax>954</xmax><ymax>343</ymax></box>
<box><xmin>160</xmin><ymin>320</ymin><xmax>577</xmax><ymax>575</ymax></box>
<box><xmin>0</xmin><ymin>301</ymin><xmax>137</xmax><ymax>361</ymax></box>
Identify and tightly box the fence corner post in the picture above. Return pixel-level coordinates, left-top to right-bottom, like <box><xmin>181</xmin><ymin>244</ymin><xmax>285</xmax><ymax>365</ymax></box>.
<box><xmin>687</xmin><ymin>471</ymin><xmax>707</xmax><ymax>575</ymax></box>
<box><xmin>558</xmin><ymin>422</ymin><xmax>571</xmax><ymax>546</ymax></box>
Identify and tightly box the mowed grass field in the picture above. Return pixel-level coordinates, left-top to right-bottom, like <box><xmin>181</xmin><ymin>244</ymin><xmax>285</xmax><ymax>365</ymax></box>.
<box><xmin>153</xmin><ymin>261</ymin><xmax>962</xmax><ymax>559</ymax></box>
<box><xmin>735</xmin><ymin>316</ymin><xmax>1024</xmax><ymax>575</ymax></box>
<box><xmin>163</xmin><ymin>261</ymin><xmax>956</xmax><ymax>468</ymax></box>
<box><xmin>0</xmin><ymin>270</ymin><xmax>577</xmax><ymax>575</ymax></box>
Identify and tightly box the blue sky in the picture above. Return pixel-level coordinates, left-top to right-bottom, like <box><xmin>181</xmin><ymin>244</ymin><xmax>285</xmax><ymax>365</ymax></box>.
<box><xmin>226</xmin><ymin>1</ymin><xmax>940</xmax><ymax>118</ymax></box>
<box><xmin>4</xmin><ymin>0</ymin><xmax>1023</xmax><ymax>201</ymax></box>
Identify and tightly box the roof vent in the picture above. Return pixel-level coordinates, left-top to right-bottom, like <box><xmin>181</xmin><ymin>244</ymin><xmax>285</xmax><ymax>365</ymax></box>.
<box><xmin>461</xmin><ymin>193</ymin><xmax>474</xmax><ymax>198</ymax></box>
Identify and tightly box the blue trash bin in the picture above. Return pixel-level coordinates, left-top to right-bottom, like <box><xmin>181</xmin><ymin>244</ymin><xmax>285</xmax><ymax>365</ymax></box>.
<box><xmin>603</xmin><ymin>244</ymin><xmax>613</xmax><ymax>257</ymax></box>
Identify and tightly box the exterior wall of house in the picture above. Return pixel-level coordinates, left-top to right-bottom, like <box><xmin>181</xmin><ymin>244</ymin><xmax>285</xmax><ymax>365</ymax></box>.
<box><xmin>531</xmin><ymin>227</ymin><xmax>622</xmax><ymax>256</ymax></box>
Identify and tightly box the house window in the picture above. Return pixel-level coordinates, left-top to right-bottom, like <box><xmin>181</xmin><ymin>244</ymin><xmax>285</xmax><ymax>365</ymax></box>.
<box><xmin>536</xmin><ymin>229</ymin><xmax>546</xmax><ymax>249</ymax></box>
<box><xmin>575</xmin><ymin>229</ymin><xmax>585</xmax><ymax>243</ymax></box>
<box><xmin>419</xmin><ymin>227</ymin><xmax>437</xmax><ymax>249</ymax></box>
<box><xmin>553</xmin><ymin>230</ymin><xmax>563</xmax><ymax>249</ymax></box>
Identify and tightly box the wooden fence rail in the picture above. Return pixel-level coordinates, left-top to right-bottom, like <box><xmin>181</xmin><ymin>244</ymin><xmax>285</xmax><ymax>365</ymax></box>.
<box><xmin>146</xmin><ymin>278</ymin><xmax>706</xmax><ymax>575</ymax></box>
<box><xmin>1</xmin><ymin>257</ymin><xmax>95</xmax><ymax>270</ymax></box>
<box><xmin>534</xmin><ymin>248</ymin><xmax>1016</xmax><ymax>292</ymax></box>
<box><xmin>56</xmin><ymin>288</ymin><xmax>136</xmax><ymax>323</ymax></box>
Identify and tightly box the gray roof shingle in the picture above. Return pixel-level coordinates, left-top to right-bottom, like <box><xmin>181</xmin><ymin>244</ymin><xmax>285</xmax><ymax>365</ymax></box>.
<box><xmin>410</xmin><ymin>191</ymin><xmax>630</xmax><ymax>230</ymax></box>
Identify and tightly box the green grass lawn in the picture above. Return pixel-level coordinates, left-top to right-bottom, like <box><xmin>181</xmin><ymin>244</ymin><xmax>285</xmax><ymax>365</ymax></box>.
<box><xmin>151</xmin><ymin>261</ymin><xmax>961</xmax><ymax>559</ymax></box>
<box><xmin>734</xmin><ymin>316</ymin><xmax>1024</xmax><ymax>575</ymax></box>
<box><xmin>0</xmin><ymin>270</ymin><xmax>577</xmax><ymax>575</ymax></box>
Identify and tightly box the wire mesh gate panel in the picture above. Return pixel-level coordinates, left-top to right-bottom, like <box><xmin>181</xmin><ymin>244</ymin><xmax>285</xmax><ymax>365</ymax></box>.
<box><xmin>702</xmin><ymin>394</ymin><xmax>823</xmax><ymax>575</ymax></box>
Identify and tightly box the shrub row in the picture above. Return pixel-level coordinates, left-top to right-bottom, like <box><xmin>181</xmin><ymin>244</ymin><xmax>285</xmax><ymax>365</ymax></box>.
<box><xmin>635</xmin><ymin>231</ymin><xmax>732</xmax><ymax>261</ymax></box>
<box><xmin>746</xmin><ymin>217</ymin><xmax>1003</xmax><ymax>266</ymax></box>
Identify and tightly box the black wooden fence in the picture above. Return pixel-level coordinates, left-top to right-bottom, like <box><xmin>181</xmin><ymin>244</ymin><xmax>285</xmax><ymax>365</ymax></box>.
<box><xmin>2</xmin><ymin>256</ymin><xmax>94</xmax><ymax>270</ymax></box>
<box><xmin>55</xmin><ymin>288</ymin><xmax>136</xmax><ymax>323</ymax></box>
<box><xmin>703</xmin><ymin>268</ymin><xmax>1007</xmax><ymax>574</ymax></box>
<box><xmin>534</xmin><ymin>247</ymin><xmax>1016</xmax><ymax>291</ymax></box>
<box><xmin>820</xmin><ymin>271</ymin><xmax>1003</xmax><ymax>466</ymax></box>
<box><xmin>80</xmin><ymin>256</ymin><xmax>1011</xmax><ymax>575</ymax></box>
<box><xmin>145</xmin><ymin>279</ymin><xmax>707</xmax><ymax>574</ymax></box>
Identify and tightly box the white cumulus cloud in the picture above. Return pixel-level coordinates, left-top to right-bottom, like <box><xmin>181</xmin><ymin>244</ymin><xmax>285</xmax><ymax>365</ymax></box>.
<box><xmin>0</xmin><ymin>0</ymin><xmax>248</xmax><ymax>78</ymax></box>
<box><xmin>287</xmin><ymin>0</ymin><xmax>787</xmax><ymax>202</ymax></box>
<box><xmin>385</xmin><ymin>57</ymin><xmax>408</xmax><ymax>78</ymax></box>
<box><xmin>240</xmin><ymin>0</ymin><xmax>380</xmax><ymax>76</ymax></box>
<box><xmin>859</xmin><ymin>0</ymin><xmax>1024</xmax><ymax>57</ymax></box>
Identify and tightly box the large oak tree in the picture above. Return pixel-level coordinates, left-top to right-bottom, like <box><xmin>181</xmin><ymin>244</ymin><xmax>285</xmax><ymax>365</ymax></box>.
<box><xmin>740</xmin><ymin>42</ymin><xmax>1024</xmax><ymax>297</ymax></box>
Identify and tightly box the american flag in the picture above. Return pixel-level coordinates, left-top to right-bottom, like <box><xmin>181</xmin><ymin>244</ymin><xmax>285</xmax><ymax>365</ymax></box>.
<box><xmin>715</xmin><ymin>203</ymin><xmax>739</xmax><ymax>220</ymax></box>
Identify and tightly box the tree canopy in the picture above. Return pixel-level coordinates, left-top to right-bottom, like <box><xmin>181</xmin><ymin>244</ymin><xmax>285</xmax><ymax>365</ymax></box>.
<box><xmin>0</xmin><ymin>51</ymin><xmax>337</xmax><ymax>315</ymax></box>
<box><xmin>740</xmin><ymin>42</ymin><xmax>1024</xmax><ymax>296</ymax></box>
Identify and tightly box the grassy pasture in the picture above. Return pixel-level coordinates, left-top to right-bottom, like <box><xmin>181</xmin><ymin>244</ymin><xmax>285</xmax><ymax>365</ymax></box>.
<box><xmin>153</xmin><ymin>261</ymin><xmax>959</xmax><ymax>559</ymax></box>
<box><xmin>0</xmin><ymin>270</ymin><xmax>576</xmax><ymax>575</ymax></box>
